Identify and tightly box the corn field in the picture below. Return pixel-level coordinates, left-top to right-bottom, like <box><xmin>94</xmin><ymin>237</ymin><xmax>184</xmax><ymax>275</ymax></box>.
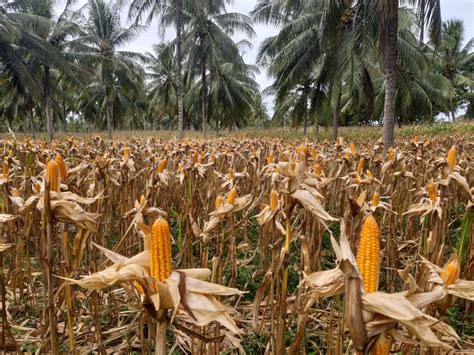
<box><xmin>0</xmin><ymin>131</ymin><xmax>473</xmax><ymax>354</ymax></box>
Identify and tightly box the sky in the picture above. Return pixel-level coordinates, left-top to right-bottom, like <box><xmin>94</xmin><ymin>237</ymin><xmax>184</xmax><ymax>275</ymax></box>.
<box><xmin>66</xmin><ymin>0</ymin><xmax>474</xmax><ymax>113</ymax></box>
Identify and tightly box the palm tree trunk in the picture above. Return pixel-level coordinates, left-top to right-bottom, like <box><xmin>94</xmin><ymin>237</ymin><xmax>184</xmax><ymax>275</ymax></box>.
<box><xmin>106</xmin><ymin>90</ymin><xmax>113</xmax><ymax>139</ymax></box>
<box><xmin>62</xmin><ymin>97</ymin><xmax>67</xmax><ymax>132</ymax></box>
<box><xmin>43</xmin><ymin>66</ymin><xmax>54</xmax><ymax>142</ymax></box>
<box><xmin>176</xmin><ymin>0</ymin><xmax>184</xmax><ymax>139</ymax></box>
<box><xmin>383</xmin><ymin>6</ymin><xmax>398</xmax><ymax>152</ymax></box>
<box><xmin>27</xmin><ymin>97</ymin><xmax>36</xmax><ymax>139</ymax></box>
<box><xmin>303</xmin><ymin>89</ymin><xmax>308</xmax><ymax>136</ymax></box>
<box><xmin>201</xmin><ymin>53</ymin><xmax>208</xmax><ymax>139</ymax></box>
<box><xmin>332</xmin><ymin>87</ymin><xmax>341</xmax><ymax>142</ymax></box>
<box><xmin>314</xmin><ymin>112</ymin><xmax>319</xmax><ymax>143</ymax></box>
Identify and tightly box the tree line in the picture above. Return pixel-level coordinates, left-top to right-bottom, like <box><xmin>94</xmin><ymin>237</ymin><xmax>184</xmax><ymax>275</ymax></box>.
<box><xmin>0</xmin><ymin>0</ymin><xmax>473</xmax><ymax>148</ymax></box>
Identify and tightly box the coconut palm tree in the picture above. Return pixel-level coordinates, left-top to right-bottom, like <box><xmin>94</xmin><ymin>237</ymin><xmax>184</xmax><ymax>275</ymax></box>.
<box><xmin>435</xmin><ymin>19</ymin><xmax>474</xmax><ymax>121</ymax></box>
<box><xmin>352</xmin><ymin>0</ymin><xmax>441</xmax><ymax>150</ymax></box>
<box><xmin>1</xmin><ymin>0</ymin><xmax>78</xmax><ymax>140</ymax></box>
<box><xmin>145</xmin><ymin>43</ymin><xmax>178</xmax><ymax>128</ymax></box>
<box><xmin>127</xmin><ymin>0</ymin><xmax>185</xmax><ymax>139</ymax></box>
<box><xmin>169</xmin><ymin>0</ymin><xmax>254</xmax><ymax>138</ymax></box>
<box><xmin>77</xmin><ymin>0</ymin><xmax>143</xmax><ymax>138</ymax></box>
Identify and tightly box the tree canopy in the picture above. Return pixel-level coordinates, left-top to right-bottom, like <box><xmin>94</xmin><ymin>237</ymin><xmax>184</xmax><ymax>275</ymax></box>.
<box><xmin>0</xmin><ymin>0</ymin><xmax>472</xmax><ymax>141</ymax></box>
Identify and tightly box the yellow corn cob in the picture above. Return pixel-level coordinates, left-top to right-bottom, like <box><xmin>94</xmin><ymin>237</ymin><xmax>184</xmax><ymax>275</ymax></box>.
<box><xmin>270</xmin><ymin>189</ymin><xmax>278</xmax><ymax>210</ymax></box>
<box><xmin>227</xmin><ymin>187</ymin><xmax>237</xmax><ymax>205</ymax></box>
<box><xmin>157</xmin><ymin>158</ymin><xmax>167</xmax><ymax>173</ymax></box>
<box><xmin>371</xmin><ymin>332</ymin><xmax>392</xmax><ymax>355</ymax></box>
<box><xmin>193</xmin><ymin>150</ymin><xmax>199</xmax><ymax>163</ymax></box>
<box><xmin>366</xmin><ymin>169</ymin><xmax>373</xmax><ymax>179</ymax></box>
<box><xmin>356</xmin><ymin>158</ymin><xmax>364</xmax><ymax>175</ymax></box>
<box><xmin>139</xmin><ymin>194</ymin><xmax>146</xmax><ymax>206</ymax></box>
<box><xmin>8</xmin><ymin>149</ymin><xmax>13</xmax><ymax>158</ymax></box>
<box><xmin>447</xmin><ymin>145</ymin><xmax>456</xmax><ymax>171</ymax></box>
<box><xmin>46</xmin><ymin>160</ymin><xmax>60</xmax><ymax>192</ymax></box>
<box><xmin>266</xmin><ymin>153</ymin><xmax>273</xmax><ymax>165</ymax></box>
<box><xmin>371</xmin><ymin>192</ymin><xmax>380</xmax><ymax>207</ymax></box>
<box><xmin>302</xmin><ymin>146</ymin><xmax>309</xmax><ymax>158</ymax></box>
<box><xmin>314</xmin><ymin>163</ymin><xmax>323</xmax><ymax>177</ymax></box>
<box><xmin>426</xmin><ymin>181</ymin><xmax>437</xmax><ymax>203</ymax></box>
<box><xmin>295</xmin><ymin>146</ymin><xmax>302</xmax><ymax>157</ymax></box>
<box><xmin>150</xmin><ymin>218</ymin><xmax>172</xmax><ymax>284</ymax></box>
<box><xmin>350</xmin><ymin>143</ymin><xmax>356</xmax><ymax>155</ymax></box>
<box><xmin>2</xmin><ymin>160</ymin><xmax>8</xmax><ymax>178</ymax></box>
<box><xmin>387</xmin><ymin>147</ymin><xmax>395</xmax><ymax>161</ymax></box>
<box><xmin>441</xmin><ymin>255</ymin><xmax>460</xmax><ymax>287</ymax></box>
<box><xmin>123</xmin><ymin>146</ymin><xmax>129</xmax><ymax>159</ymax></box>
<box><xmin>215</xmin><ymin>195</ymin><xmax>224</xmax><ymax>209</ymax></box>
<box><xmin>228</xmin><ymin>167</ymin><xmax>235</xmax><ymax>180</ymax></box>
<box><xmin>55</xmin><ymin>154</ymin><xmax>67</xmax><ymax>181</ymax></box>
<box><xmin>311</xmin><ymin>147</ymin><xmax>317</xmax><ymax>160</ymax></box>
<box><xmin>356</xmin><ymin>214</ymin><xmax>380</xmax><ymax>293</ymax></box>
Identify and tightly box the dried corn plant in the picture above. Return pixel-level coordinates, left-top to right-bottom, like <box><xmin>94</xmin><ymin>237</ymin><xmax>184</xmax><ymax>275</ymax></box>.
<box><xmin>0</xmin><ymin>132</ymin><xmax>472</xmax><ymax>353</ymax></box>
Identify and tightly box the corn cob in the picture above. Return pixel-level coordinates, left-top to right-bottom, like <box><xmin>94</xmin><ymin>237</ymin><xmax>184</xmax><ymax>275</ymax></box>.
<box><xmin>215</xmin><ymin>195</ymin><xmax>224</xmax><ymax>209</ymax></box>
<box><xmin>157</xmin><ymin>158</ymin><xmax>167</xmax><ymax>173</ymax></box>
<box><xmin>314</xmin><ymin>163</ymin><xmax>323</xmax><ymax>177</ymax></box>
<box><xmin>150</xmin><ymin>218</ymin><xmax>172</xmax><ymax>284</ymax></box>
<box><xmin>356</xmin><ymin>158</ymin><xmax>364</xmax><ymax>175</ymax></box>
<box><xmin>371</xmin><ymin>331</ymin><xmax>392</xmax><ymax>355</ymax></box>
<box><xmin>426</xmin><ymin>181</ymin><xmax>437</xmax><ymax>203</ymax></box>
<box><xmin>350</xmin><ymin>143</ymin><xmax>356</xmax><ymax>155</ymax></box>
<box><xmin>366</xmin><ymin>169</ymin><xmax>373</xmax><ymax>179</ymax></box>
<box><xmin>447</xmin><ymin>145</ymin><xmax>456</xmax><ymax>171</ymax></box>
<box><xmin>228</xmin><ymin>167</ymin><xmax>235</xmax><ymax>180</ymax></box>
<box><xmin>55</xmin><ymin>154</ymin><xmax>67</xmax><ymax>181</ymax></box>
<box><xmin>2</xmin><ymin>160</ymin><xmax>8</xmax><ymax>178</ymax></box>
<box><xmin>123</xmin><ymin>146</ymin><xmax>129</xmax><ymax>159</ymax></box>
<box><xmin>311</xmin><ymin>147</ymin><xmax>317</xmax><ymax>160</ymax></box>
<box><xmin>227</xmin><ymin>187</ymin><xmax>237</xmax><ymax>205</ymax></box>
<box><xmin>270</xmin><ymin>189</ymin><xmax>278</xmax><ymax>210</ymax></box>
<box><xmin>302</xmin><ymin>146</ymin><xmax>309</xmax><ymax>158</ymax></box>
<box><xmin>266</xmin><ymin>153</ymin><xmax>273</xmax><ymax>165</ymax></box>
<box><xmin>139</xmin><ymin>194</ymin><xmax>146</xmax><ymax>206</ymax></box>
<box><xmin>46</xmin><ymin>160</ymin><xmax>60</xmax><ymax>192</ymax></box>
<box><xmin>441</xmin><ymin>255</ymin><xmax>460</xmax><ymax>287</ymax></box>
<box><xmin>356</xmin><ymin>214</ymin><xmax>380</xmax><ymax>293</ymax></box>
<box><xmin>387</xmin><ymin>147</ymin><xmax>395</xmax><ymax>161</ymax></box>
<box><xmin>371</xmin><ymin>192</ymin><xmax>380</xmax><ymax>207</ymax></box>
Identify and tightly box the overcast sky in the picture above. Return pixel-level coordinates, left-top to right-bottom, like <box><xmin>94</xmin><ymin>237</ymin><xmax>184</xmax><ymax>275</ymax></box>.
<box><xmin>67</xmin><ymin>0</ymin><xmax>474</xmax><ymax>112</ymax></box>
